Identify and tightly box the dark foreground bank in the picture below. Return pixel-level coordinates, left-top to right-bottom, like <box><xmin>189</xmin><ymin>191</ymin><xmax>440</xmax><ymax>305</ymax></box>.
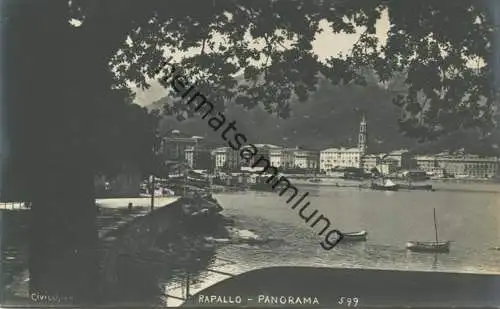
<box><xmin>2</xmin><ymin>196</ymin><xmax>230</xmax><ymax>306</ymax></box>
<box><xmin>183</xmin><ymin>266</ymin><xmax>500</xmax><ymax>308</ymax></box>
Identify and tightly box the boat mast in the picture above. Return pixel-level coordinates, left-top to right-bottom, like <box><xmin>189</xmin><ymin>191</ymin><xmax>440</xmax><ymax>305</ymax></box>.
<box><xmin>433</xmin><ymin>208</ymin><xmax>439</xmax><ymax>243</ymax></box>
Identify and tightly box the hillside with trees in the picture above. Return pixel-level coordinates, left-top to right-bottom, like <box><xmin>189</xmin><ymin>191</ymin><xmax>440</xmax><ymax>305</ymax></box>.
<box><xmin>149</xmin><ymin>73</ymin><xmax>499</xmax><ymax>155</ymax></box>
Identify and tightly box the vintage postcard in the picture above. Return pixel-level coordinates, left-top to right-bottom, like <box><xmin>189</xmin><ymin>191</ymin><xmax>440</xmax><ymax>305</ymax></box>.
<box><xmin>1</xmin><ymin>0</ymin><xmax>500</xmax><ymax>308</ymax></box>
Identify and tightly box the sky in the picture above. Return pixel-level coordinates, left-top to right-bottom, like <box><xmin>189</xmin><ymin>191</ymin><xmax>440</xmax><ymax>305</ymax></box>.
<box><xmin>133</xmin><ymin>11</ymin><xmax>390</xmax><ymax>107</ymax></box>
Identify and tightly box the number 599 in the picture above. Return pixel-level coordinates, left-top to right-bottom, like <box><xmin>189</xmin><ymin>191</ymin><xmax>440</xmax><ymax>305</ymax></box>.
<box><xmin>337</xmin><ymin>297</ymin><xmax>359</xmax><ymax>307</ymax></box>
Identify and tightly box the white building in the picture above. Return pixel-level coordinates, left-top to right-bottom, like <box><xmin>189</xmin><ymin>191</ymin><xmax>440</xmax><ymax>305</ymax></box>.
<box><xmin>245</xmin><ymin>144</ymin><xmax>280</xmax><ymax>167</ymax></box>
<box><xmin>320</xmin><ymin>147</ymin><xmax>362</xmax><ymax>171</ymax></box>
<box><xmin>269</xmin><ymin>148</ymin><xmax>295</xmax><ymax>169</ymax></box>
<box><xmin>212</xmin><ymin>146</ymin><xmax>240</xmax><ymax>171</ymax></box>
<box><xmin>361</xmin><ymin>154</ymin><xmax>381</xmax><ymax>171</ymax></box>
<box><xmin>414</xmin><ymin>155</ymin><xmax>437</xmax><ymax>173</ymax></box>
<box><xmin>376</xmin><ymin>158</ymin><xmax>399</xmax><ymax>175</ymax></box>
<box><xmin>293</xmin><ymin>148</ymin><xmax>319</xmax><ymax>169</ymax></box>
<box><xmin>319</xmin><ymin>115</ymin><xmax>367</xmax><ymax>172</ymax></box>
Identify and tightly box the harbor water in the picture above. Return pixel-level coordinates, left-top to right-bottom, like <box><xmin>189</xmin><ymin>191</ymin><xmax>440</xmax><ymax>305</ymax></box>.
<box><xmin>213</xmin><ymin>181</ymin><xmax>500</xmax><ymax>274</ymax></box>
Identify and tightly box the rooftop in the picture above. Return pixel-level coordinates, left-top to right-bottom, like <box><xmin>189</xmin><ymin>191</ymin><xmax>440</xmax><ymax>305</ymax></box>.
<box><xmin>321</xmin><ymin>147</ymin><xmax>361</xmax><ymax>153</ymax></box>
<box><xmin>254</xmin><ymin>144</ymin><xmax>281</xmax><ymax>149</ymax></box>
<box><xmin>162</xmin><ymin>129</ymin><xmax>205</xmax><ymax>140</ymax></box>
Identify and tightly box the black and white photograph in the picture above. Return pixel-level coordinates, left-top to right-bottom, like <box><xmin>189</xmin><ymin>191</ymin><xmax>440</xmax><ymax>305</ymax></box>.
<box><xmin>1</xmin><ymin>0</ymin><xmax>500</xmax><ymax>307</ymax></box>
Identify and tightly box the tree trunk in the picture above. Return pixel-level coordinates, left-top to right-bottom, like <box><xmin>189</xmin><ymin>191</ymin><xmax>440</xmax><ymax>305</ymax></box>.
<box><xmin>4</xmin><ymin>1</ymin><xmax>102</xmax><ymax>304</ymax></box>
<box><xmin>29</xmin><ymin>168</ymin><xmax>99</xmax><ymax>303</ymax></box>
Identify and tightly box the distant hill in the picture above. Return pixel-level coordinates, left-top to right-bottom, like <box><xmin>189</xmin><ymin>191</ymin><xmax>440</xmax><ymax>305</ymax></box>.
<box><xmin>146</xmin><ymin>74</ymin><xmax>499</xmax><ymax>155</ymax></box>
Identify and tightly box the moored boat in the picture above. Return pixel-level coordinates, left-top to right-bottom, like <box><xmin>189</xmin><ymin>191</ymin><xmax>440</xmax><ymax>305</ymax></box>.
<box><xmin>406</xmin><ymin>208</ymin><xmax>451</xmax><ymax>253</ymax></box>
<box><xmin>371</xmin><ymin>179</ymin><xmax>399</xmax><ymax>191</ymax></box>
<box><xmin>343</xmin><ymin>230</ymin><xmax>368</xmax><ymax>241</ymax></box>
<box><xmin>307</xmin><ymin>178</ymin><xmax>322</xmax><ymax>183</ymax></box>
<box><xmin>406</xmin><ymin>241</ymin><xmax>450</xmax><ymax>252</ymax></box>
<box><xmin>399</xmin><ymin>184</ymin><xmax>433</xmax><ymax>191</ymax></box>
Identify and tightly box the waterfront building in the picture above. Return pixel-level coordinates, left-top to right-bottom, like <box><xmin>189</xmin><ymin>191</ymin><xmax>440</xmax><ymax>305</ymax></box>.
<box><xmin>244</xmin><ymin>144</ymin><xmax>280</xmax><ymax>167</ymax></box>
<box><xmin>269</xmin><ymin>148</ymin><xmax>295</xmax><ymax>170</ymax></box>
<box><xmin>435</xmin><ymin>154</ymin><xmax>499</xmax><ymax>178</ymax></box>
<box><xmin>268</xmin><ymin>146</ymin><xmax>320</xmax><ymax>171</ymax></box>
<box><xmin>320</xmin><ymin>147</ymin><xmax>362</xmax><ymax>171</ymax></box>
<box><xmin>376</xmin><ymin>158</ymin><xmax>399</xmax><ymax>175</ymax></box>
<box><xmin>415</xmin><ymin>154</ymin><xmax>500</xmax><ymax>178</ymax></box>
<box><xmin>361</xmin><ymin>154</ymin><xmax>381</xmax><ymax>171</ymax></box>
<box><xmin>383</xmin><ymin>149</ymin><xmax>413</xmax><ymax>169</ymax></box>
<box><xmin>184</xmin><ymin>146</ymin><xmax>213</xmax><ymax>170</ymax></box>
<box><xmin>161</xmin><ymin>130</ymin><xmax>205</xmax><ymax>163</ymax></box>
<box><xmin>293</xmin><ymin>148</ymin><xmax>319</xmax><ymax>170</ymax></box>
<box><xmin>427</xmin><ymin>167</ymin><xmax>446</xmax><ymax>178</ymax></box>
<box><xmin>212</xmin><ymin>146</ymin><xmax>240</xmax><ymax>171</ymax></box>
<box><xmin>415</xmin><ymin>155</ymin><xmax>438</xmax><ymax>173</ymax></box>
<box><xmin>320</xmin><ymin>115</ymin><xmax>368</xmax><ymax>172</ymax></box>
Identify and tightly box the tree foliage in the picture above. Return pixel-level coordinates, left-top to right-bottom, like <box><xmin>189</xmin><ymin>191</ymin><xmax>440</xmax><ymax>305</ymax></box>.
<box><xmin>5</xmin><ymin>0</ymin><xmax>496</xmax><ymax>151</ymax></box>
<box><xmin>100</xmin><ymin>0</ymin><xmax>498</xmax><ymax>142</ymax></box>
<box><xmin>92</xmin><ymin>89</ymin><xmax>161</xmax><ymax>178</ymax></box>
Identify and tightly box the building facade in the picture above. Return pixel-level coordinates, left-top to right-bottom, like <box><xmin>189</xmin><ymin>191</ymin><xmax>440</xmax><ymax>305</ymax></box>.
<box><xmin>415</xmin><ymin>154</ymin><xmax>500</xmax><ymax>178</ymax></box>
<box><xmin>243</xmin><ymin>144</ymin><xmax>280</xmax><ymax>167</ymax></box>
<box><xmin>415</xmin><ymin>155</ymin><xmax>438</xmax><ymax>173</ymax></box>
<box><xmin>184</xmin><ymin>146</ymin><xmax>213</xmax><ymax>170</ymax></box>
<box><xmin>361</xmin><ymin>154</ymin><xmax>381</xmax><ymax>171</ymax></box>
<box><xmin>320</xmin><ymin>147</ymin><xmax>362</xmax><ymax>171</ymax></box>
<box><xmin>435</xmin><ymin>155</ymin><xmax>499</xmax><ymax>178</ymax></box>
<box><xmin>161</xmin><ymin>130</ymin><xmax>205</xmax><ymax>163</ymax></box>
<box><xmin>269</xmin><ymin>148</ymin><xmax>295</xmax><ymax>170</ymax></box>
<box><xmin>383</xmin><ymin>149</ymin><xmax>413</xmax><ymax>169</ymax></box>
<box><xmin>212</xmin><ymin>146</ymin><xmax>240</xmax><ymax>171</ymax></box>
<box><xmin>376</xmin><ymin>158</ymin><xmax>399</xmax><ymax>175</ymax></box>
<box><xmin>293</xmin><ymin>148</ymin><xmax>320</xmax><ymax>170</ymax></box>
<box><xmin>320</xmin><ymin>115</ymin><xmax>367</xmax><ymax>172</ymax></box>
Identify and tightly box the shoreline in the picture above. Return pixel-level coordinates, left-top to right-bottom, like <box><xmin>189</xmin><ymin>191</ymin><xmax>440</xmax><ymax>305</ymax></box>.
<box><xmin>212</xmin><ymin>178</ymin><xmax>500</xmax><ymax>194</ymax></box>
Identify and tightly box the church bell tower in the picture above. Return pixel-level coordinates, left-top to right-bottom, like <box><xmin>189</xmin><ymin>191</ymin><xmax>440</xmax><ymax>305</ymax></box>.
<box><xmin>358</xmin><ymin>114</ymin><xmax>367</xmax><ymax>155</ymax></box>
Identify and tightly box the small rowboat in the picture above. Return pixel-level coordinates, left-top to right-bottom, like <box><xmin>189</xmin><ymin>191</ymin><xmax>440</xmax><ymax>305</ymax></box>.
<box><xmin>406</xmin><ymin>208</ymin><xmax>451</xmax><ymax>253</ymax></box>
<box><xmin>342</xmin><ymin>230</ymin><xmax>368</xmax><ymax>241</ymax></box>
<box><xmin>307</xmin><ymin>178</ymin><xmax>322</xmax><ymax>183</ymax></box>
<box><xmin>406</xmin><ymin>241</ymin><xmax>450</xmax><ymax>253</ymax></box>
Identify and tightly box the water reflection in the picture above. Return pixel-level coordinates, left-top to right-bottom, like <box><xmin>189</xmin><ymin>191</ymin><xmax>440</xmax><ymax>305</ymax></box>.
<box><xmin>213</xmin><ymin>183</ymin><xmax>500</xmax><ymax>274</ymax></box>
